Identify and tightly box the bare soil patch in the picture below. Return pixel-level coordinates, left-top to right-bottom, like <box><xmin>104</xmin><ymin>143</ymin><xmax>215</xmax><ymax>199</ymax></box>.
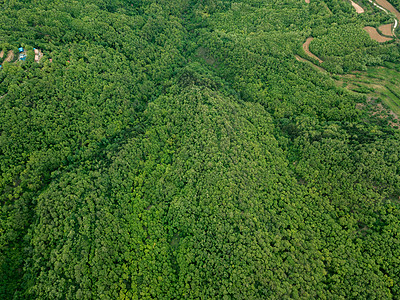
<box><xmin>305</xmin><ymin>0</ymin><xmax>310</xmax><ymax>3</ymax></box>
<box><xmin>380</xmin><ymin>25</ymin><xmax>395</xmax><ymax>37</ymax></box>
<box><xmin>4</xmin><ymin>51</ymin><xmax>14</xmax><ymax>62</ymax></box>
<box><xmin>363</xmin><ymin>26</ymin><xmax>393</xmax><ymax>42</ymax></box>
<box><xmin>302</xmin><ymin>37</ymin><xmax>323</xmax><ymax>64</ymax></box>
<box><xmin>350</xmin><ymin>1</ymin><xmax>364</xmax><ymax>13</ymax></box>
<box><xmin>0</xmin><ymin>50</ymin><xmax>4</xmax><ymax>59</ymax></box>
<box><xmin>379</xmin><ymin>24</ymin><xmax>394</xmax><ymax>36</ymax></box>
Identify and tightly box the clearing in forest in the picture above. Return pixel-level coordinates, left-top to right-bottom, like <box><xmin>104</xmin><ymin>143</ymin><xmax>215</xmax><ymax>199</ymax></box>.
<box><xmin>0</xmin><ymin>50</ymin><xmax>4</xmax><ymax>59</ymax></box>
<box><xmin>379</xmin><ymin>23</ymin><xmax>394</xmax><ymax>36</ymax></box>
<box><xmin>350</xmin><ymin>1</ymin><xmax>364</xmax><ymax>13</ymax></box>
<box><xmin>197</xmin><ymin>47</ymin><xmax>216</xmax><ymax>65</ymax></box>
<box><xmin>305</xmin><ymin>0</ymin><xmax>310</xmax><ymax>3</ymax></box>
<box><xmin>4</xmin><ymin>51</ymin><xmax>14</xmax><ymax>62</ymax></box>
<box><xmin>363</xmin><ymin>26</ymin><xmax>393</xmax><ymax>42</ymax></box>
<box><xmin>302</xmin><ymin>37</ymin><xmax>323</xmax><ymax>64</ymax></box>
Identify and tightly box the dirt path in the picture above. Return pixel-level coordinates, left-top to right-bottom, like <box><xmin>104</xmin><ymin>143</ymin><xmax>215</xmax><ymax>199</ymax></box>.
<box><xmin>0</xmin><ymin>50</ymin><xmax>4</xmax><ymax>59</ymax></box>
<box><xmin>4</xmin><ymin>51</ymin><xmax>14</xmax><ymax>63</ymax></box>
<box><xmin>364</xmin><ymin>26</ymin><xmax>393</xmax><ymax>42</ymax></box>
<box><xmin>295</xmin><ymin>55</ymin><xmax>326</xmax><ymax>72</ymax></box>
<box><xmin>350</xmin><ymin>1</ymin><xmax>364</xmax><ymax>13</ymax></box>
<box><xmin>302</xmin><ymin>37</ymin><xmax>323</xmax><ymax>64</ymax></box>
<box><xmin>379</xmin><ymin>23</ymin><xmax>394</xmax><ymax>36</ymax></box>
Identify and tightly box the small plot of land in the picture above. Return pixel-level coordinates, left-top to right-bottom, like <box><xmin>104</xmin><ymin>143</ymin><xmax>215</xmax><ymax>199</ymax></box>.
<box><xmin>0</xmin><ymin>50</ymin><xmax>4</xmax><ymax>59</ymax></box>
<box><xmin>350</xmin><ymin>1</ymin><xmax>364</xmax><ymax>13</ymax></box>
<box><xmin>305</xmin><ymin>0</ymin><xmax>310</xmax><ymax>3</ymax></box>
<box><xmin>302</xmin><ymin>37</ymin><xmax>323</xmax><ymax>64</ymax></box>
<box><xmin>363</xmin><ymin>26</ymin><xmax>392</xmax><ymax>42</ymax></box>
<box><xmin>379</xmin><ymin>23</ymin><xmax>394</xmax><ymax>36</ymax></box>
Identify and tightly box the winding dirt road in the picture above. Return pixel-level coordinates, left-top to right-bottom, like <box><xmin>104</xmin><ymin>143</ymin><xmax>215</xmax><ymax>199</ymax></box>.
<box><xmin>295</xmin><ymin>55</ymin><xmax>326</xmax><ymax>72</ymax></box>
<box><xmin>302</xmin><ymin>37</ymin><xmax>323</xmax><ymax>64</ymax></box>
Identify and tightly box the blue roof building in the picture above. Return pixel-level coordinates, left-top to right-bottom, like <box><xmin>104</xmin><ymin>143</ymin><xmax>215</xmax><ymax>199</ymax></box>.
<box><xmin>19</xmin><ymin>53</ymin><xmax>26</xmax><ymax>61</ymax></box>
<box><xmin>18</xmin><ymin>47</ymin><xmax>24</xmax><ymax>52</ymax></box>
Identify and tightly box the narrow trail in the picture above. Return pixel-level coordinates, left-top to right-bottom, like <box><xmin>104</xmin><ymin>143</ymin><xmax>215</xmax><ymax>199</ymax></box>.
<box><xmin>302</xmin><ymin>37</ymin><xmax>323</xmax><ymax>64</ymax></box>
<box><xmin>295</xmin><ymin>55</ymin><xmax>326</xmax><ymax>72</ymax></box>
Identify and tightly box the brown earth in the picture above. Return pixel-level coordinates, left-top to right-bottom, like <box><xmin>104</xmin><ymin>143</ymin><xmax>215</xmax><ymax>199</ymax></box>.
<box><xmin>4</xmin><ymin>51</ymin><xmax>15</xmax><ymax>62</ymax></box>
<box><xmin>350</xmin><ymin>1</ymin><xmax>364</xmax><ymax>13</ymax></box>
<box><xmin>379</xmin><ymin>23</ymin><xmax>394</xmax><ymax>36</ymax></box>
<box><xmin>305</xmin><ymin>0</ymin><xmax>310</xmax><ymax>3</ymax></box>
<box><xmin>0</xmin><ymin>50</ymin><xmax>3</xmax><ymax>59</ymax></box>
<box><xmin>302</xmin><ymin>37</ymin><xmax>323</xmax><ymax>64</ymax></box>
<box><xmin>363</xmin><ymin>26</ymin><xmax>392</xmax><ymax>42</ymax></box>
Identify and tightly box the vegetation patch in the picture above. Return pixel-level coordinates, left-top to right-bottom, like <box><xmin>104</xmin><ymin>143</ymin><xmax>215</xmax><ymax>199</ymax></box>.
<box><xmin>1</xmin><ymin>0</ymin><xmax>400</xmax><ymax>299</ymax></box>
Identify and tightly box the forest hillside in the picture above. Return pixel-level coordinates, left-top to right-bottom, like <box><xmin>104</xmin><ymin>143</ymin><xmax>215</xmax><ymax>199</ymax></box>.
<box><xmin>1</xmin><ymin>0</ymin><xmax>400</xmax><ymax>299</ymax></box>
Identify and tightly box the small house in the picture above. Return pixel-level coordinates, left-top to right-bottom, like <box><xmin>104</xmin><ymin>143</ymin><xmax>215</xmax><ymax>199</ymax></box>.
<box><xmin>18</xmin><ymin>47</ymin><xmax>24</xmax><ymax>52</ymax></box>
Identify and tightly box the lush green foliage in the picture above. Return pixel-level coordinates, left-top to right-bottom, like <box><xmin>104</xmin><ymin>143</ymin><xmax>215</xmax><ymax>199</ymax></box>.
<box><xmin>1</xmin><ymin>0</ymin><xmax>400</xmax><ymax>299</ymax></box>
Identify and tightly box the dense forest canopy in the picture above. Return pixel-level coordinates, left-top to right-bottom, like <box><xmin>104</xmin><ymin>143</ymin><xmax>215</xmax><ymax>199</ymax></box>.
<box><xmin>1</xmin><ymin>0</ymin><xmax>400</xmax><ymax>298</ymax></box>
